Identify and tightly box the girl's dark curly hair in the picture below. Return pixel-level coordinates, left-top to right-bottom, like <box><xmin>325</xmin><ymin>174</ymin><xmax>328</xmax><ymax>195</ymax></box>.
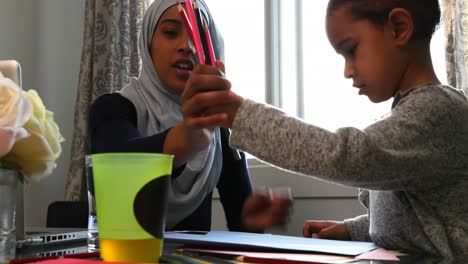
<box><xmin>327</xmin><ymin>0</ymin><xmax>441</xmax><ymax>41</ymax></box>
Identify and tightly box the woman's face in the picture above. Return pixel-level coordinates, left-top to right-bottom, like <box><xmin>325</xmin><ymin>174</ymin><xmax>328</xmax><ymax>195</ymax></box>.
<box><xmin>151</xmin><ymin>5</ymin><xmax>195</xmax><ymax>94</ymax></box>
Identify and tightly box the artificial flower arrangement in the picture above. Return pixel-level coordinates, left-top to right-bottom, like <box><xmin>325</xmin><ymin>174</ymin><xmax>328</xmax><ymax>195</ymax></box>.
<box><xmin>0</xmin><ymin>72</ymin><xmax>64</xmax><ymax>181</ymax></box>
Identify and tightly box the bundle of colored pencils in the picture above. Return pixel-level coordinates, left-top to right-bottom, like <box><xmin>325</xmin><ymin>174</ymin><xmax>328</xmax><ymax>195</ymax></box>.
<box><xmin>177</xmin><ymin>0</ymin><xmax>216</xmax><ymax>66</ymax></box>
<box><xmin>177</xmin><ymin>0</ymin><xmax>242</xmax><ymax>161</ymax></box>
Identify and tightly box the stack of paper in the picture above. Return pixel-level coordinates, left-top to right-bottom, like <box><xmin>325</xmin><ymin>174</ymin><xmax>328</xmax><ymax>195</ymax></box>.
<box><xmin>164</xmin><ymin>230</ymin><xmax>399</xmax><ymax>263</ymax></box>
<box><xmin>164</xmin><ymin>231</ymin><xmax>377</xmax><ymax>255</ymax></box>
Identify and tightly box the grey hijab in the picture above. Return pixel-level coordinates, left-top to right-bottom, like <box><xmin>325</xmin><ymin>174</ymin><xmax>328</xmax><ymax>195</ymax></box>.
<box><xmin>120</xmin><ymin>0</ymin><xmax>224</xmax><ymax>229</ymax></box>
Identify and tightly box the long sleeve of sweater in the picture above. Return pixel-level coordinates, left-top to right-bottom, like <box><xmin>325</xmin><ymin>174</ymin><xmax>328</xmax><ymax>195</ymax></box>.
<box><xmin>344</xmin><ymin>189</ymin><xmax>370</xmax><ymax>241</ymax></box>
<box><xmin>230</xmin><ymin>85</ymin><xmax>468</xmax><ymax>256</ymax></box>
<box><xmin>344</xmin><ymin>214</ymin><xmax>370</xmax><ymax>242</ymax></box>
<box><xmin>230</xmin><ymin>86</ymin><xmax>467</xmax><ymax>192</ymax></box>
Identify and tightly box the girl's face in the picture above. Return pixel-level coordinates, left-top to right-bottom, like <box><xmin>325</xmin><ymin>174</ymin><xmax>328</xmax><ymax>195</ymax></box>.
<box><xmin>151</xmin><ymin>5</ymin><xmax>195</xmax><ymax>94</ymax></box>
<box><xmin>325</xmin><ymin>6</ymin><xmax>406</xmax><ymax>103</ymax></box>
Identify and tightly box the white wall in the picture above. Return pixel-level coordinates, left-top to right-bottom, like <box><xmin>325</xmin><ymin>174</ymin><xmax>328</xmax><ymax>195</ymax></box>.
<box><xmin>0</xmin><ymin>0</ymin><xmax>365</xmax><ymax>233</ymax></box>
<box><xmin>0</xmin><ymin>0</ymin><xmax>85</xmax><ymax>227</ymax></box>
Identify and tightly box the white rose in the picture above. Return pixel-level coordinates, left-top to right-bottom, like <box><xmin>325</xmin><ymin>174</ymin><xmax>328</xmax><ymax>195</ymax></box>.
<box><xmin>6</xmin><ymin>90</ymin><xmax>65</xmax><ymax>180</ymax></box>
<box><xmin>0</xmin><ymin>77</ymin><xmax>32</xmax><ymax>158</ymax></box>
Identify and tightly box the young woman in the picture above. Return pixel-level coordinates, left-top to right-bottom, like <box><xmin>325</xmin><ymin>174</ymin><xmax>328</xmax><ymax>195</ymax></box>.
<box><xmin>88</xmin><ymin>0</ymin><xmax>285</xmax><ymax>232</ymax></box>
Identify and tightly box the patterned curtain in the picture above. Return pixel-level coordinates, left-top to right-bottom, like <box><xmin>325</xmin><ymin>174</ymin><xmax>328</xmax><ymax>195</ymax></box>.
<box><xmin>444</xmin><ymin>0</ymin><xmax>468</xmax><ymax>95</ymax></box>
<box><xmin>64</xmin><ymin>0</ymin><xmax>147</xmax><ymax>201</ymax></box>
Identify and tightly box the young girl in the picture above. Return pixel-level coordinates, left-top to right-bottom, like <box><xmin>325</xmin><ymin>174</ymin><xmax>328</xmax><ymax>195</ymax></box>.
<box><xmin>88</xmin><ymin>0</ymin><xmax>281</xmax><ymax>232</ymax></box>
<box><xmin>182</xmin><ymin>0</ymin><xmax>468</xmax><ymax>257</ymax></box>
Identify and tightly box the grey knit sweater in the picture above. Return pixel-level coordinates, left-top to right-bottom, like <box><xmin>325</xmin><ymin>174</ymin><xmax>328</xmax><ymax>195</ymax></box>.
<box><xmin>230</xmin><ymin>84</ymin><xmax>468</xmax><ymax>257</ymax></box>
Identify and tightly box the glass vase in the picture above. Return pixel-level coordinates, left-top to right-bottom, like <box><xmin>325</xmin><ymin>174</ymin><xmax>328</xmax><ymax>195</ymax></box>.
<box><xmin>0</xmin><ymin>168</ymin><xmax>17</xmax><ymax>262</ymax></box>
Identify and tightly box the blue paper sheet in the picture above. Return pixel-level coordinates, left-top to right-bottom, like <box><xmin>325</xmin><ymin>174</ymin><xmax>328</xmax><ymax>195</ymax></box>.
<box><xmin>164</xmin><ymin>230</ymin><xmax>378</xmax><ymax>256</ymax></box>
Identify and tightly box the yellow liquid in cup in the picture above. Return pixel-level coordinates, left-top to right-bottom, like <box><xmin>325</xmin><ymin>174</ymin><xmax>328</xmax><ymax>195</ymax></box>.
<box><xmin>100</xmin><ymin>238</ymin><xmax>163</xmax><ymax>262</ymax></box>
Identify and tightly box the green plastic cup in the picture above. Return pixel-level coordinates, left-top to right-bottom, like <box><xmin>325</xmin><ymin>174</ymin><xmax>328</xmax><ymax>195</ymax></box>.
<box><xmin>91</xmin><ymin>153</ymin><xmax>173</xmax><ymax>263</ymax></box>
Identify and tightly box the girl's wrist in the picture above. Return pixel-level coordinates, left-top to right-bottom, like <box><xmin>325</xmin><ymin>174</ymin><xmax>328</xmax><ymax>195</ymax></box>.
<box><xmin>228</xmin><ymin>95</ymin><xmax>244</xmax><ymax>128</ymax></box>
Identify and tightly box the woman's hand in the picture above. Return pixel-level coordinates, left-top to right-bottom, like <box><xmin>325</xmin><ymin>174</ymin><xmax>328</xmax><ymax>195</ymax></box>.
<box><xmin>242</xmin><ymin>191</ymin><xmax>293</xmax><ymax>232</ymax></box>
<box><xmin>164</xmin><ymin>121</ymin><xmax>216</xmax><ymax>168</ymax></box>
<box><xmin>303</xmin><ymin>220</ymin><xmax>351</xmax><ymax>240</ymax></box>
<box><xmin>166</xmin><ymin>61</ymin><xmax>242</xmax><ymax>167</ymax></box>
<box><xmin>182</xmin><ymin>61</ymin><xmax>243</xmax><ymax>129</ymax></box>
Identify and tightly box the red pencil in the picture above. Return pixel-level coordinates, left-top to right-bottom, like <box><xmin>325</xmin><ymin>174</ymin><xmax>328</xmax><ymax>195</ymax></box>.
<box><xmin>203</xmin><ymin>20</ymin><xmax>216</xmax><ymax>66</ymax></box>
<box><xmin>184</xmin><ymin>0</ymin><xmax>205</xmax><ymax>64</ymax></box>
<box><xmin>177</xmin><ymin>3</ymin><xmax>195</xmax><ymax>42</ymax></box>
<box><xmin>177</xmin><ymin>2</ymin><xmax>203</xmax><ymax>65</ymax></box>
<box><xmin>193</xmin><ymin>0</ymin><xmax>210</xmax><ymax>65</ymax></box>
<box><xmin>9</xmin><ymin>251</ymin><xmax>100</xmax><ymax>264</ymax></box>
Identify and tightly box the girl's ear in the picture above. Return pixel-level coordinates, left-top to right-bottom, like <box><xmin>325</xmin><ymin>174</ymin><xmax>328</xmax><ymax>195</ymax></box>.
<box><xmin>387</xmin><ymin>8</ymin><xmax>414</xmax><ymax>45</ymax></box>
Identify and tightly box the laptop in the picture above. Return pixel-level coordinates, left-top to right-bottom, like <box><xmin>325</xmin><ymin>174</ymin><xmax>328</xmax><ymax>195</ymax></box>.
<box><xmin>17</xmin><ymin>227</ymin><xmax>88</xmax><ymax>248</ymax></box>
<box><xmin>0</xmin><ymin>60</ymin><xmax>22</xmax><ymax>87</ymax></box>
<box><xmin>14</xmin><ymin>227</ymin><xmax>88</xmax><ymax>258</ymax></box>
<box><xmin>14</xmin><ymin>228</ymin><xmax>88</xmax><ymax>259</ymax></box>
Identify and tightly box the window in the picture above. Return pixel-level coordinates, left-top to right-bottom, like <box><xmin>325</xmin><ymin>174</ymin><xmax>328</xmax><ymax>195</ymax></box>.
<box><xmin>204</xmin><ymin>0</ymin><xmax>266</xmax><ymax>104</ymax></box>
<box><xmin>205</xmin><ymin>0</ymin><xmax>447</xmax><ymax>134</ymax></box>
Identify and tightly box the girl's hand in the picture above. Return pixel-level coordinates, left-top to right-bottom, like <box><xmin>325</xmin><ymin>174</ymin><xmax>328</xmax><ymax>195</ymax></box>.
<box><xmin>242</xmin><ymin>191</ymin><xmax>293</xmax><ymax>232</ymax></box>
<box><xmin>182</xmin><ymin>61</ymin><xmax>243</xmax><ymax>129</ymax></box>
<box><xmin>303</xmin><ymin>220</ymin><xmax>351</xmax><ymax>240</ymax></box>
